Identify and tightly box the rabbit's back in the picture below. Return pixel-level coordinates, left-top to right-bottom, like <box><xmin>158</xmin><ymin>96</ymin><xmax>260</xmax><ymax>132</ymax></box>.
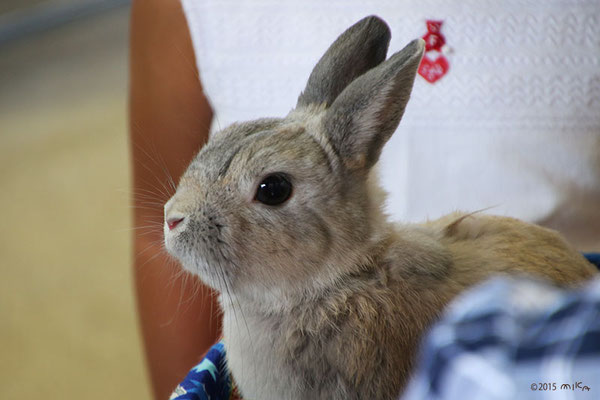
<box><xmin>426</xmin><ymin>212</ymin><xmax>597</xmax><ymax>288</ymax></box>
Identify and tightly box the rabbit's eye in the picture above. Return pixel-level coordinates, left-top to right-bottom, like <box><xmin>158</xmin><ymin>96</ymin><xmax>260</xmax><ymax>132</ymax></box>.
<box><xmin>255</xmin><ymin>174</ymin><xmax>292</xmax><ymax>206</ymax></box>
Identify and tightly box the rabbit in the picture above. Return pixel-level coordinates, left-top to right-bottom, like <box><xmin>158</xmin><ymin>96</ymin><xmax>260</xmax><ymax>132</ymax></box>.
<box><xmin>163</xmin><ymin>16</ymin><xmax>597</xmax><ymax>400</ymax></box>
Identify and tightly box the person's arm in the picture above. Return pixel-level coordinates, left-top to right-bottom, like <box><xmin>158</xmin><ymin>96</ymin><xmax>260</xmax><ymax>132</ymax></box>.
<box><xmin>129</xmin><ymin>1</ymin><xmax>219</xmax><ymax>398</ymax></box>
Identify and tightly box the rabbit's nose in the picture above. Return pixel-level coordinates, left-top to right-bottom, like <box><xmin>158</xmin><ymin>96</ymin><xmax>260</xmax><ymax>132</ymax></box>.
<box><xmin>166</xmin><ymin>216</ymin><xmax>185</xmax><ymax>231</ymax></box>
<box><xmin>164</xmin><ymin>195</ymin><xmax>187</xmax><ymax>231</ymax></box>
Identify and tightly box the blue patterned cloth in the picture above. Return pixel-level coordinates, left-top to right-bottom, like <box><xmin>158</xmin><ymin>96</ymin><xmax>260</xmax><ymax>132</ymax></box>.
<box><xmin>171</xmin><ymin>254</ymin><xmax>600</xmax><ymax>400</ymax></box>
<box><xmin>169</xmin><ymin>342</ymin><xmax>236</xmax><ymax>400</ymax></box>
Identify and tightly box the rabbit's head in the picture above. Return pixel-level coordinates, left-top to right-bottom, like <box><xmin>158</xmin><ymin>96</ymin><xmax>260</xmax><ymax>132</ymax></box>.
<box><xmin>164</xmin><ymin>16</ymin><xmax>424</xmax><ymax>303</ymax></box>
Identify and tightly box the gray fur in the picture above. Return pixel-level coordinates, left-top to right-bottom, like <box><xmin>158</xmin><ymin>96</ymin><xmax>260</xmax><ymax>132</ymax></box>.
<box><xmin>164</xmin><ymin>16</ymin><xmax>597</xmax><ymax>400</ymax></box>
<box><xmin>297</xmin><ymin>15</ymin><xmax>391</xmax><ymax>108</ymax></box>
<box><xmin>325</xmin><ymin>38</ymin><xmax>425</xmax><ymax>171</ymax></box>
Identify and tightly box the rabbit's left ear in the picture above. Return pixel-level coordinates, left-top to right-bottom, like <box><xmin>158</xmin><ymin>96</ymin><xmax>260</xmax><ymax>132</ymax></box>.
<box><xmin>324</xmin><ymin>39</ymin><xmax>425</xmax><ymax>171</ymax></box>
<box><xmin>296</xmin><ymin>16</ymin><xmax>391</xmax><ymax>108</ymax></box>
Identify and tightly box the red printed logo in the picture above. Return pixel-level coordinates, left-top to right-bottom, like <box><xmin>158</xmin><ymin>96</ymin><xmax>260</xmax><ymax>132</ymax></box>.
<box><xmin>418</xmin><ymin>20</ymin><xmax>450</xmax><ymax>84</ymax></box>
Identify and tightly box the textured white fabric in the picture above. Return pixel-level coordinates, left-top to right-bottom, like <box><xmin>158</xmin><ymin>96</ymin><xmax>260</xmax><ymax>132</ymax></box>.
<box><xmin>180</xmin><ymin>0</ymin><xmax>600</xmax><ymax>247</ymax></box>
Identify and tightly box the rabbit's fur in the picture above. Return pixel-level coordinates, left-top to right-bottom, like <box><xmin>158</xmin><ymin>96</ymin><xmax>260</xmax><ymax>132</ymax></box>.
<box><xmin>164</xmin><ymin>16</ymin><xmax>597</xmax><ymax>400</ymax></box>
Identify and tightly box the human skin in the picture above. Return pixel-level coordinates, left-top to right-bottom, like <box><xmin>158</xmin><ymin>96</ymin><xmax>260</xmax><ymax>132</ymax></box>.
<box><xmin>129</xmin><ymin>0</ymin><xmax>219</xmax><ymax>398</ymax></box>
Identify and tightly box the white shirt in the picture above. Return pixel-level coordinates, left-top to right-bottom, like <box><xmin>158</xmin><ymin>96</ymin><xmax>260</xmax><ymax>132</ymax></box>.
<box><xmin>180</xmin><ymin>0</ymin><xmax>600</xmax><ymax>249</ymax></box>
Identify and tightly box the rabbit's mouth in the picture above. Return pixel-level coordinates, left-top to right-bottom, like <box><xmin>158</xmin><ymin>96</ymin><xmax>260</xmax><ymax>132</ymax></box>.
<box><xmin>164</xmin><ymin>210</ymin><xmax>238</xmax><ymax>292</ymax></box>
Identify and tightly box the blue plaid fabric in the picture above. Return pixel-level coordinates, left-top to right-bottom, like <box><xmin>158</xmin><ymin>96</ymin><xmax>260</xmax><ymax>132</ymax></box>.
<box><xmin>401</xmin><ymin>254</ymin><xmax>600</xmax><ymax>400</ymax></box>
<box><xmin>171</xmin><ymin>255</ymin><xmax>600</xmax><ymax>400</ymax></box>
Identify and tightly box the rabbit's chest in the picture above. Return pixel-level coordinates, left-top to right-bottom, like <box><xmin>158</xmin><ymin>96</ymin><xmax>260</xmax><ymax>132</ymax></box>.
<box><xmin>220</xmin><ymin>282</ymin><xmax>425</xmax><ymax>400</ymax></box>
<box><xmin>222</xmin><ymin>305</ymin><xmax>349</xmax><ymax>400</ymax></box>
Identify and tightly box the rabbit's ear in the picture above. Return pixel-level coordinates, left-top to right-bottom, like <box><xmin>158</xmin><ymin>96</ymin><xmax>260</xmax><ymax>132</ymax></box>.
<box><xmin>296</xmin><ymin>16</ymin><xmax>391</xmax><ymax>108</ymax></box>
<box><xmin>323</xmin><ymin>39</ymin><xmax>425</xmax><ymax>171</ymax></box>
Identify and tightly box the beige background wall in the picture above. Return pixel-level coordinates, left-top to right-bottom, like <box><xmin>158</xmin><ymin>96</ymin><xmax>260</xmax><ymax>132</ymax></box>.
<box><xmin>0</xmin><ymin>6</ymin><xmax>152</xmax><ymax>399</ymax></box>
<box><xmin>1</xmin><ymin>0</ymin><xmax>51</xmax><ymax>14</ymax></box>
